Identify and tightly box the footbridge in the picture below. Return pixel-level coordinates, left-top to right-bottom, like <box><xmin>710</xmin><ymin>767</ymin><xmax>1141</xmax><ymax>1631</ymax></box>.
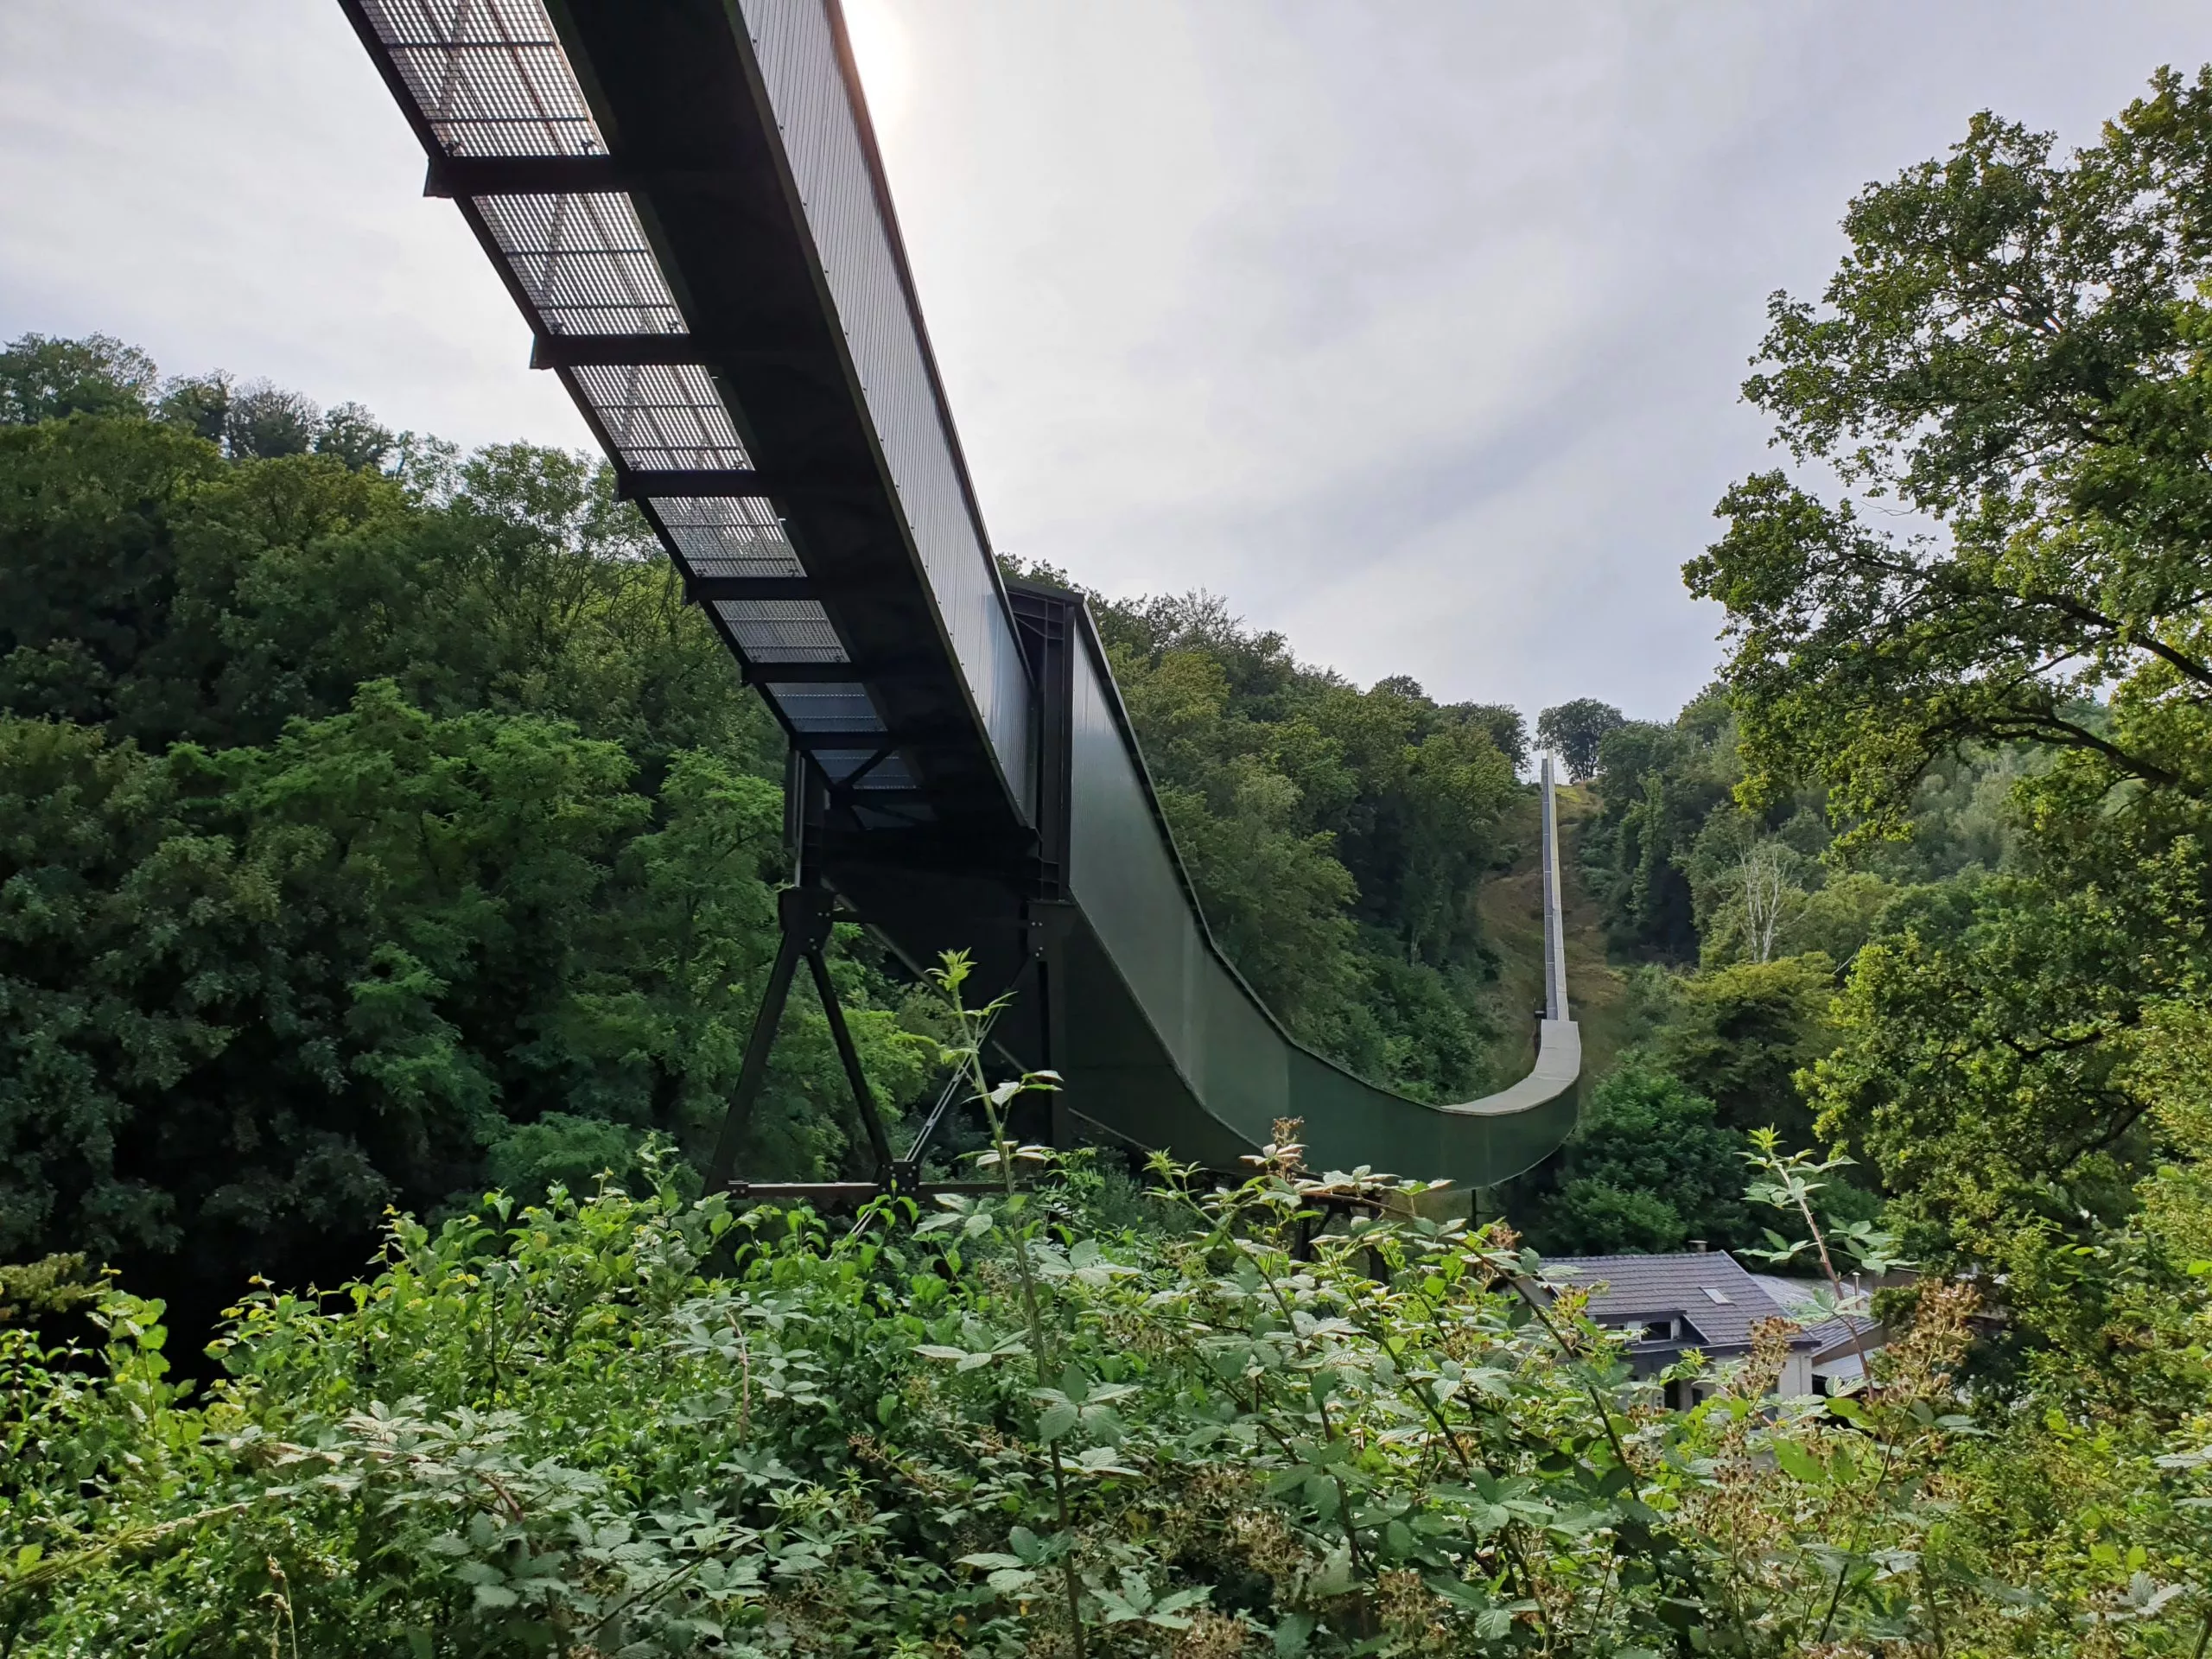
<box><xmin>340</xmin><ymin>0</ymin><xmax>1579</xmax><ymax>1186</ymax></box>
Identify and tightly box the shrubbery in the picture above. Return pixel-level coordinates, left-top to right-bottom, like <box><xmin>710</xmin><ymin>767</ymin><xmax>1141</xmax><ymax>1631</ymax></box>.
<box><xmin>4</xmin><ymin>1127</ymin><xmax>2208</xmax><ymax>1656</ymax></box>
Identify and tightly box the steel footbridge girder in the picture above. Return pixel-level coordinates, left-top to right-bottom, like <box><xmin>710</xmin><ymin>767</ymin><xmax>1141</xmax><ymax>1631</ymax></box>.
<box><xmin>338</xmin><ymin>0</ymin><xmax>1580</xmax><ymax>1188</ymax></box>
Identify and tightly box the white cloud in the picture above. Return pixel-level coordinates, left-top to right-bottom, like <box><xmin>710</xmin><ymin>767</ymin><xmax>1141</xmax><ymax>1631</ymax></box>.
<box><xmin>4</xmin><ymin>1</ymin><xmax>2208</xmax><ymax>719</ymax></box>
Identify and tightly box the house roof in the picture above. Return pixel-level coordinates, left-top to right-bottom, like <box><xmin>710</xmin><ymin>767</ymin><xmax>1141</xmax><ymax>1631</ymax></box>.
<box><xmin>1545</xmin><ymin>1252</ymin><xmax>1816</xmax><ymax>1352</ymax></box>
<box><xmin>1747</xmin><ymin>1274</ymin><xmax>1882</xmax><ymax>1362</ymax></box>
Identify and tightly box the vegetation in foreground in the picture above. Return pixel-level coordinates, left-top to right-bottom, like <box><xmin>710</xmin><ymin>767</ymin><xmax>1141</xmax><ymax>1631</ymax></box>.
<box><xmin>8</xmin><ymin>53</ymin><xmax>2212</xmax><ymax>1658</ymax></box>
<box><xmin>2</xmin><ymin>1086</ymin><xmax>2206</xmax><ymax>1656</ymax></box>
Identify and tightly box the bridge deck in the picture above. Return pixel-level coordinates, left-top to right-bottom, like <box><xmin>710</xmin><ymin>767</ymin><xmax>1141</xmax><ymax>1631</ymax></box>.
<box><xmin>340</xmin><ymin>0</ymin><xmax>1580</xmax><ymax>1188</ymax></box>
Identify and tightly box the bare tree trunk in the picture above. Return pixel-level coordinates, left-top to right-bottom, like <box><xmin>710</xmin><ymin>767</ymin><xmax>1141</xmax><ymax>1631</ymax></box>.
<box><xmin>1741</xmin><ymin>842</ymin><xmax>1788</xmax><ymax>963</ymax></box>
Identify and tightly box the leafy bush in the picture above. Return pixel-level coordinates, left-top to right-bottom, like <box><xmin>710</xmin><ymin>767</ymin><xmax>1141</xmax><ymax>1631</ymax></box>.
<box><xmin>1521</xmin><ymin>1064</ymin><xmax>1756</xmax><ymax>1256</ymax></box>
<box><xmin>5</xmin><ymin>1120</ymin><xmax>2207</xmax><ymax>1656</ymax></box>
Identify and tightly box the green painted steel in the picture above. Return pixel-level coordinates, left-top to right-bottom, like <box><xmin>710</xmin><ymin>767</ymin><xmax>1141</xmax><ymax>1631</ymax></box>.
<box><xmin>338</xmin><ymin>0</ymin><xmax>1579</xmax><ymax>1190</ymax></box>
<box><xmin>1053</xmin><ymin>610</ymin><xmax>1579</xmax><ymax>1186</ymax></box>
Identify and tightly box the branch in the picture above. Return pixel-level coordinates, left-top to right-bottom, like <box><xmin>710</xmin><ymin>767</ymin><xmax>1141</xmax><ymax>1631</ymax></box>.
<box><xmin>1996</xmin><ymin>1018</ymin><xmax>2127</xmax><ymax>1062</ymax></box>
<box><xmin>2022</xmin><ymin>589</ymin><xmax>2212</xmax><ymax>692</ymax></box>
<box><xmin>2051</xmin><ymin>1096</ymin><xmax>2155</xmax><ymax>1173</ymax></box>
<box><xmin>1962</xmin><ymin>711</ymin><xmax>2190</xmax><ymax>794</ymax></box>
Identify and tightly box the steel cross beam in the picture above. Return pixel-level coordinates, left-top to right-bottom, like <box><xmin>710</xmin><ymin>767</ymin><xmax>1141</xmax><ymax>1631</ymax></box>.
<box><xmin>705</xmin><ymin>880</ymin><xmax>897</xmax><ymax>1194</ymax></box>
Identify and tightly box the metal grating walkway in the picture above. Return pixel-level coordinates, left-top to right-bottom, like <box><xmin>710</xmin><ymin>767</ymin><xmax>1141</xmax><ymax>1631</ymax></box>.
<box><xmin>340</xmin><ymin>0</ymin><xmax>1580</xmax><ymax>1187</ymax></box>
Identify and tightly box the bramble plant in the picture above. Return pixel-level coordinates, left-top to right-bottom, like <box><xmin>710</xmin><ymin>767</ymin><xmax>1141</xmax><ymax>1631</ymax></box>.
<box><xmin>6</xmin><ymin>1101</ymin><xmax>2209</xmax><ymax>1653</ymax></box>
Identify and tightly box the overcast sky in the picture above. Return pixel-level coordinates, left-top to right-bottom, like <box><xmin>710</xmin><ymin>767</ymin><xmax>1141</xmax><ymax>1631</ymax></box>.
<box><xmin>5</xmin><ymin>4</ymin><xmax>2210</xmax><ymax>721</ymax></box>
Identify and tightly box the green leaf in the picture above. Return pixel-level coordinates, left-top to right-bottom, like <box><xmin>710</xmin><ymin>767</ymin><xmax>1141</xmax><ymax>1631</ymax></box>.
<box><xmin>1093</xmin><ymin>1586</ymin><xmax>1143</xmax><ymax>1623</ymax></box>
<box><xmin>1773</xmin><ymin>1439</ymin><xmax>1828</xmax><ymax>1484</ymax></box>
<box><xmin>1071</xmin><ymin>1446</ymin><xmax>1141</xmax><ymax>1477</ymax></box>
<box><xmin>1426</xmin><ymin>1573</ymin><xmax>1487</xmax><ymax>1611</ymax></box>
<box><xmin>1307</xmin><ymin>1547</ymin><xmax>1354</xmax><ymax>1599</ymax></box>
<box><xmin>1304</xmin><ymin>1473</ymin><xmax>1340</xmax><ymax>1522</ymax></box>
<box><xmin>1038</xmin><ymin>1401</ymin><xmax>1079</xmax><ymax>1441</ymax></box>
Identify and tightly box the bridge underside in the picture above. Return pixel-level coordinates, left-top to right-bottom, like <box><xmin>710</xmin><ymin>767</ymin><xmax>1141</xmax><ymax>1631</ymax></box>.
<box><xmin>353</xmin><ymin>0</ymin><xmax>1037</xmax><ymax>866</ymax></box>
<box><xmin>341</xmin><ymin>0</ymin><xmax>1580</xmax><ymax>1189</ymax></box>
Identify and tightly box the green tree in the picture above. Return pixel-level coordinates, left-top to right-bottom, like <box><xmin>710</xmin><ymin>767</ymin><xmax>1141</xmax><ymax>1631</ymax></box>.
<box><xmin>1684</xmin><ymin>70</ymin><xmax>2212</xmax><ymax>1324</ymax></box>
<box><xmin>1686</xmin><ymin>67</ymin><xmax>2212</xmax><ymax>837</ymax></box>
<box><xmin>1654</xmin><ymin>953</ymin><xmax>1836</xmax><ymax>1146</ymax></box>
<box><xmin>0</xmin><ymin>417</ymin><xmax>781</xmax><ymax>771</ymax></box>
<box><xmin>1580</xmin><ymin>716</ymin><xmax>1729</xmax><ymax>961</ymax></box>
<box><xmin>1453</xmin><ymin>700</ymin><xmax>1528</xmax><ymax>771</ymax></box>
<box><xmin>314</xmin><ymin>400</ymin><xmax>395</xmax><ymax>471</ymax></box>
<box><xmin>1808</xmin><ymin>864</ymin><xmax>2182</xmax><ymax>1290</ymax></box>
<box><xmin>1522</xmin><ymin>1062</ymin><xmax>1755</xmax><ymax>1255</ymax></box>
<box><xmin>0</xmin><ymin>416</ymin><xmax>226</xmax><ymax>727</ymax></box>
<box><xmin>0</xmin><ymin>690</ymin><xmax>927</xmax><ymax>1332</ymax></box>
<box><xmin>1535</xmin><ymin>697</ymin><xmax>1624</xmax><ymax>781</ymax></box>
<box><xmin>0</xmin><ymin>332</ymin><xmax>157</xmax><ymax>425</ymax></box>
<box><xmin>154</xmin><ymin>371</ymin><xmax>231</xmax><ymax>443</ymax></box>
<box><xmin>221</xmin><ymin>379</ymin><xmax>319</xmax><ymax>460</ymax></box>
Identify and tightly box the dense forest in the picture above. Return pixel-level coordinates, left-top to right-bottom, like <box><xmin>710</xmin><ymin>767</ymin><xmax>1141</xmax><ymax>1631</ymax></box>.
<box><xmin>6</xmin><ymin>66</ymin><xmax>2212</xmax><ymax>1659</ymax></box>
<box><xmin>0</xmin><ymin>330</ymin><xmax>1532</xmax><ymax>1338</ymax></box>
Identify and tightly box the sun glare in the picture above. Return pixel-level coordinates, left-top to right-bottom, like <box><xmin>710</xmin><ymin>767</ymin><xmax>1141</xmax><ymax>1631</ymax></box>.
<box><xmin>841</xmin><ymin>0</ymin><xmax>913</xmax><ymax>130</ymax></box>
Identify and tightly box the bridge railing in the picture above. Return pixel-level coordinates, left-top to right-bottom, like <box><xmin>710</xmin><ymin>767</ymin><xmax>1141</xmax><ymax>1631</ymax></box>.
<box><xmin>737</xmin><ymin>0</ymin><xmax>1033</xmax><ymax>814</ymax></box>
<box><xmin>1058</xmin><ymin>595</ymin><xmax>1581</xmax><ymax>1188</ymax></box>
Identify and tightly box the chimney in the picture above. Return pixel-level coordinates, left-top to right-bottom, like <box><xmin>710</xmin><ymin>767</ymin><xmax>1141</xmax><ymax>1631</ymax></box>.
<box><xmin>1688</xmin><ymin>1239</ymin><xmax>1708</xmax><ymax>1253</ymax></box>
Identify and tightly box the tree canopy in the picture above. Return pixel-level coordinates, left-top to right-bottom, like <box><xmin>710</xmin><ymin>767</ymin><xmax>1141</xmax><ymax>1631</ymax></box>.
<box><xmin>1535</xmin><ymin>697</ymin><xmax>1623</xmax><ymax>781</ymax></box>
<box><xmin>0</xmin><ymin>338</ymin><xmax>1539</xmax><ymax>1335</ymax></box>
<box><xmin>1687</xmin><ymin>66</ymin><xmax>2212</xmax><ymax>1375</ymax></box>
<box><xmin>1687</xmin><ymin>67</ymin><xmax>2212</xmax><ymax>836</ymax></box>
<box><xmin>0</xmin><ymin>407</ymin><xmax>943</xmax><ymax>1332</ymax></box>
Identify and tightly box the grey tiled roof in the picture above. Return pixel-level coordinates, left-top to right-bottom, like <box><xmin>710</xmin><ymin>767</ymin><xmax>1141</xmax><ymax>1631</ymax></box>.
<box><xmin>1748</xmin><ymin>1274</ymin><xmax>1881</xmax><ymax>1361</ymax></box>
<box><xmin>1544</xmin><ymin>1252</ymin><xmax>1816</xmax><ymax>1353</ymax></box>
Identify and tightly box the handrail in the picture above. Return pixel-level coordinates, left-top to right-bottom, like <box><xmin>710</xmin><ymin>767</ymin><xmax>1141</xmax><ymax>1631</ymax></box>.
<box><xmin>338</xmin><ymin>0</ymin><xmax>1581</xmax><ymax>1192</ymax></box>
<box><xmin>1541</xmin><ymin>756</ymin><xmax>1569</xmax><ymax>1023</ymax></box>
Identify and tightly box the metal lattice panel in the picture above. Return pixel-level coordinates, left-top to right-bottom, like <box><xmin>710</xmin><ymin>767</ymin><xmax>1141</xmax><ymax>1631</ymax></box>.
<box><xmin>574</xmin><ymin>364</ymin><xmax>748</xmax><ymax>470</ymax></box>
<box><xmin>763</xmin><ymin>683</ymin><xmax>883</xmax><ymax>735</ymax></box>
<box><xmin>709</xmin><ymin>599</ymin><xmax>847</xmax><ymax>663</ymax></box>
<box><xmin>652</xmin><ymin>497</ymin><xmax>802</xmax><ymax>577</ymax></box>
<box><xmin>357</xmin><ymin>0</ymin><xmax>604</xmax><ymax>158</ymax></box>
<box><xmin>474</xmin><ymin>194</ymin><xmax>684</xmax><ymax>335</ymax></box>
<box><xmin>741</xmin><ymin>0</ymin><xmax>1033</xmax><ymax>807</ymax></box>
<box><xmin>814</xmin><ymin>749</ymin><xmax>916</xmax><ymax>792</ymax></box>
